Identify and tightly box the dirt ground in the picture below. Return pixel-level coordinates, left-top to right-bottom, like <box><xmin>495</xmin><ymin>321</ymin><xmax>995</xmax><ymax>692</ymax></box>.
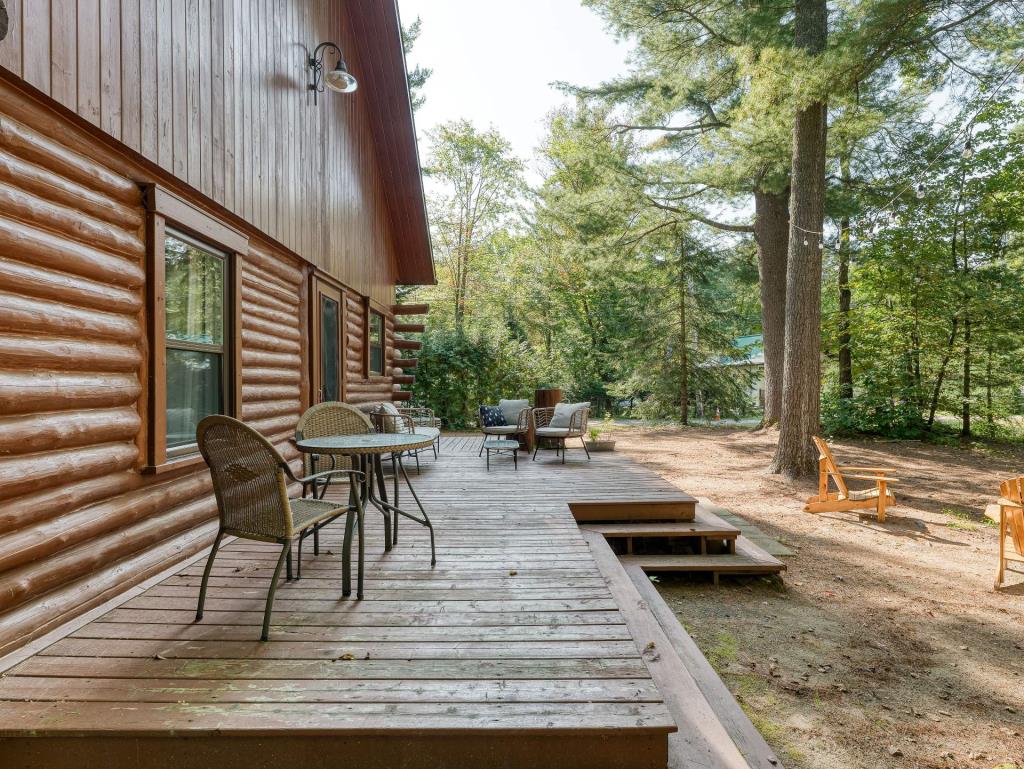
<box><xmin>612</xmin><ymin>427</ymin><xmax>1024</xmax><ymax>769</ymax></box>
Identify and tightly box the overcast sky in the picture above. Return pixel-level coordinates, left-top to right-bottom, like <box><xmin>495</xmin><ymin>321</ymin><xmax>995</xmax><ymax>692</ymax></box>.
<box><xmin>395</xmin><ymin>0</ymin><xmax>632</xmax><ymax>174</ymax></box>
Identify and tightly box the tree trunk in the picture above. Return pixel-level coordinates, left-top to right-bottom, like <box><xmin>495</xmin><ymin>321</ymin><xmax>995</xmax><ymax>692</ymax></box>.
<box><xmin>928</xmin><ymin>162</ymin><xmax>967</xmax><ymax>430</ymax></box>
<box><xmin>926</xmin><ymin>318</ymin><xmax>959</xmax><ymax>428</ymax></box>
<box><xmin>961</xmin><ymin>315</ymin><xmax>971</xmax><ymax>438</ymax></box>
<box><xmin>986</xmin><ymin>344</ymin><xmax>994</xmax><ymax>429</ymax></box>
<box><xmin>837</xmin><ymin>157</ymin><xmax>853</xmax><ymax>400</ymax></box>
<box><xmin>754</xmin><ymin>187</ymin><xmax>789</xmax><ymax>425</ymax></box>
<box><xmin>771</xmin><ymin>0</ymin><xmax>828</xmax><ymax>477</ymax></box>
<box><xmin>678</xmin><ymin>239</ymin><xmax>689</xmax><ymax>425</ymax></box>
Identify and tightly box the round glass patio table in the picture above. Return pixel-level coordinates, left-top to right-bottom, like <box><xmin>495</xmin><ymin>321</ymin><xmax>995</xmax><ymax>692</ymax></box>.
<box><xmin>295</xmin><ymin>433</ymin><xmax>437</xmax><ymax>598</ymax></box>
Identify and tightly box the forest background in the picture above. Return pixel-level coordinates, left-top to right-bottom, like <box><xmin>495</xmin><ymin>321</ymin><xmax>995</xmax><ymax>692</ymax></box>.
<box><xmin>399</xmin><ymin>2</ymin><xmax>1024</xmax><ymax>474</ymax></box>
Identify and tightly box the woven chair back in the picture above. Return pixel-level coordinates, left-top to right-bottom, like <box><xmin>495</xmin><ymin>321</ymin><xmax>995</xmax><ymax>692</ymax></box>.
<box><xmin>371</xmin><ymin>403</ymin><xmax>410</xmax><ymax>434</ymax></box>
<box><xmin>295</xmin><ymin>401</ymin><xmax>372</xmax><ymax>474</ymax></box>
<box><xmin>197</xmin><ymin>415</ymin><xmax>292</xmax><ymax>540</ymax></box>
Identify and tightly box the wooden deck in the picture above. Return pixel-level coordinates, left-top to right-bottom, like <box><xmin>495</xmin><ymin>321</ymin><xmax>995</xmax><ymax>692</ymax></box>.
<box><xmin>0</xmin><ymin>436</ymin><xmax>692</xmax><ymax>769</ymax></box>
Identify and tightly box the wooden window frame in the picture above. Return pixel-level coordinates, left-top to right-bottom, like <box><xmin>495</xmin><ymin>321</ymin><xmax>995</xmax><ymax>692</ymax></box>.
<box><xmin>143</xmin><ymin>185</ymin><xmax>247</xmax><ymax>474</ymax></box>
<box><xmin>366</xmin><ymin>304</ymin><xmax>385</xmax><ymax>378</ymax></box>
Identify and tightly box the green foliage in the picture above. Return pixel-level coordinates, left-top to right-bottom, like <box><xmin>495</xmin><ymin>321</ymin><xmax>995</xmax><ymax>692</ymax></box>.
<box><xmin>401</xmin><ymin>17</ymin><xmax>432</xmax><ymax>113</ymax></box>
<box><xmin>400</xmin><ymin>2</ymin><xmax>1024</xmax><ymax>445</ymax></box>
<box><xmin>411</xmin><ymin>328</ymin><xmax>548</xmax><ymax>430</ymax></box>
<box><xmin>821</xmin><ymin>380</ymin><xmax>926</xmax><ymax>439</ymax></box>
<box><xmin>822</xmin><ymin>97</ymin><xmax>1024</xmax><ymax>439</ymax></box>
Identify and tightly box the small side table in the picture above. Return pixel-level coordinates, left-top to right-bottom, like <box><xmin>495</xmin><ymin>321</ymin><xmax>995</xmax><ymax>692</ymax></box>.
<box><xmin>483</xmin><ymin>438</ymin><xmax>519</xmax><ymax>470</ymax></box>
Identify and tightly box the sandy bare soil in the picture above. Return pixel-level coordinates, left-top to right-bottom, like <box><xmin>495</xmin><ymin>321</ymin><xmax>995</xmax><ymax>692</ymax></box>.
<box><xmin>613</xmin><ymin>427</ymin><xmax>1024</xmax><ymax>769</ymax></box>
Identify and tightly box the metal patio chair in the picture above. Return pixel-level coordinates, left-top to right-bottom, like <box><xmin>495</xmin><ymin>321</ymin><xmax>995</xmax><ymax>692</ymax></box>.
<box><xmin>371</xmin><ymin>402</ymin><xmax>441</xmax><ymax>473</ymax></box>
<box><xmin>295</xmin><ymin>401</ymin><xmax>374</xmax><ymax>498</ymax></box>
<box><xmin>533</xmin><ymin>405</ymin><xmax>591</xmax><ymax>463</ymax></box>
<box><xmin>477</xmin><ymin>402</ymin><xmax>531</xmax><ymax>456</ymax></box>
<box><xmin>196</xmin><ymin>415</ymin><xmax>365</xmax><ymax>641</ymax></box>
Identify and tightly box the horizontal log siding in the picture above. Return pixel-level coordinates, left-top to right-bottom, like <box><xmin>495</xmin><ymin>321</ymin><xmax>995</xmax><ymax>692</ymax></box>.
<box><xmin>240</xmin><ymin>243</ymin><xmax>307</xmax><ymax>457</ymax></box>
<box><xmin>0</xmin><ymin>107</ymin><xmax>308</xmax><ymax>655</ymax></box>
<box><xmin>341</xmin><ymin>291</ymin><xmax>396</xmax><ymax>406</ymax></box>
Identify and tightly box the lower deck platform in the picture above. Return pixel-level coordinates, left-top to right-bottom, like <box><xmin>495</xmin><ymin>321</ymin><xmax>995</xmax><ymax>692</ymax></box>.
<box><xmin>0</xmin><ymin>437</ymin><xmax>687</xmax><ymax>769</ymax></box>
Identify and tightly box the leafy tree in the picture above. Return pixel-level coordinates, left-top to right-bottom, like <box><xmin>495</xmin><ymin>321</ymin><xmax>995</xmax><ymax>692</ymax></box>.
<box><xmin>424</xmin><ymin>120</ymin><xmax>526</xmax><ymax>332</ymax></box>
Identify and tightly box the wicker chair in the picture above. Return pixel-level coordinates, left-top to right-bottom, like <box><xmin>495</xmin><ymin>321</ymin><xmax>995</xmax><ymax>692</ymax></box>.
<box><xmin>477</xmin><ymin>404</ymin><xmax>531</xmax><ymax>456</ymax></box>
<box><xmin>402</xmin><ymin>406</ymin><xmax>442</xmax><ymax>429</ymax></box>
<box><xmin>370</xmin><ymin>402</ymin><xmax>441</xmax><ymax>469</ymax></box>
<box><xmin>295</xmin><ymin>402</ymin><xmax>374</xmax><ymax>498</ymax></box>
<box><xmin>196</xmin><ymin>415</ymin><xmax>365</xmax><ymax>641</ymax></box>
<box><xmin>533</xmin><ymin>405</ymin><xmax>591</xmax><ymax>463</ymax></box>
<box><xmin>296</xmin><ymin>401</ymin><xmax>398</xmax><ymax>544</ymax></box>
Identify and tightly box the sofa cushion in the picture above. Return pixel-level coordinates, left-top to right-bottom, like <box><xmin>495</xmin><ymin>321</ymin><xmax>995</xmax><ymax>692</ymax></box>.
<box><xmin>549</xmin><ymin>401</ymin><xmax>589</xmax><ymax>429</ymax></box>
<box><xmin>483</xmin><ymin>424</ymin><xmax>520</xmax><ymax>435</ymax></box>
<box><xmin>536</xmin><ymin>426</ymin><xmax>571</xmax><ymax>438</ymax></box>
<box><xmin>480</xmin><ymin>405</ymin><xmax>506</xmax><ymax>427</ymax></box>
<box><xmin>498</xmin><ymin>399</ymin><xmax>529</xmax><ymax>426</ymax></box>
<box><xmin>372</xmin><ymin>401</ymin><xmax>405</xmax><ymax>432</ymax></box>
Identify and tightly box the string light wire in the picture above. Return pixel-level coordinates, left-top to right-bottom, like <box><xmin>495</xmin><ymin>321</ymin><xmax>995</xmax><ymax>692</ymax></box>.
<box><xmin>787</xmin><ymin>50</ymin><xmax>1024</xmax><ymax>242</ymax></box>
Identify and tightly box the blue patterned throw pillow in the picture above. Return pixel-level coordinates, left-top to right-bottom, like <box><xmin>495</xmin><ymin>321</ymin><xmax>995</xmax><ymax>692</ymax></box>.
<box><xmin>480</xmin><ymin>405</ymin><xmax>506</xmax><ymax>427</ymax></box>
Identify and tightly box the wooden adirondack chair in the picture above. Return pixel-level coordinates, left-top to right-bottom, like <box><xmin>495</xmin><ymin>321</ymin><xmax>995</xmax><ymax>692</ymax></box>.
<box><xmin>804</xmin><ymin>436</ymin><xmax>898</xmax><ymax>522</ymax></box>
<box><xmin>993</xmin><ymin>477</ymin><xmax>1024</xmax><ymax>589</ymax></box>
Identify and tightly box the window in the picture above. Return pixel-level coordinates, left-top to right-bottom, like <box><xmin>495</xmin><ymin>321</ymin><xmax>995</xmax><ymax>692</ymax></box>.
<box><xmin>163</xmin><ymin>231</ymin><xmax>227</xmax><ymax>454</ymax></box>
<box><xmin>144</xmin><ymin>185</ymin><xmax>246</xmax><ymax>472</ymax></box>
<box><xmin>368</xmin><ymin>310</ymin><xmax>384</xmax><ymax>376</ymax></box>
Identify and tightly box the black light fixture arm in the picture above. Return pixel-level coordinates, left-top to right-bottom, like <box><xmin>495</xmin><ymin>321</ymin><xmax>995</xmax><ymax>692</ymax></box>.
<box><xmin>308</xmin><ymin>42</ymin><xmax>345</xmax><ymax>104</ymax></box>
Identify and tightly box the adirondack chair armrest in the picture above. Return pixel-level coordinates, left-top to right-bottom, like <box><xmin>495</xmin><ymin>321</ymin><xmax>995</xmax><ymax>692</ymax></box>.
<box><xmin>838</xmin><ymin>465</ymin><xmax>897</xmax><ymax>474</ymax></box>
<box><xmin>830</xmin><ymin>471</ymin><xmax>900</xmax><ymax>483</ymax></box>
<box><xmin>997</xmin><ymin>497</ymin><xmax>1024</xmax><ymax>509</ymax></box>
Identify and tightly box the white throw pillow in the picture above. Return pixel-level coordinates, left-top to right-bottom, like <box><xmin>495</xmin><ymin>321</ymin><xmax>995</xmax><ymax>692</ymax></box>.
<box><xmin>549</xmin><ymin>401</ymin><xmax>589</xmax><ymax>429</ymax></box>
<box><xmin>498</xmin><ymin>399</ymin><xmax>529</xmax><ymax>426</ymax></box>
<box><xmin>381</xmin><ymin>401</ymin><xmax>401</xmax><ymax>415</ymax></box>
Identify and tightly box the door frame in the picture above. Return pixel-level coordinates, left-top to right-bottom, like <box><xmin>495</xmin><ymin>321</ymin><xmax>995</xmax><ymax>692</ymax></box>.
<box><xmin>310</xmin><ymin>273</ymin><xmax>346</xmax><ymax>404</ymax></box>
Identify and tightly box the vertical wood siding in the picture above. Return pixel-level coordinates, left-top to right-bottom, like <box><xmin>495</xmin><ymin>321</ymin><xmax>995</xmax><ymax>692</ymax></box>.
<box><xmin>0</xmin><ymin>103</ymin><xmax>307</xmax><ymax>655</ymax></box>
<box><xmin>0</xmin><ymin>0</ymin><xmax>412</xmax><ymax>302</ymax></box>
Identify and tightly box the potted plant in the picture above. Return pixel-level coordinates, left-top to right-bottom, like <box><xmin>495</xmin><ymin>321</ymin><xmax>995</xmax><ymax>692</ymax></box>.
<box><xmin>585</xmin><ymin>418</ymin><xmax>616</xmax><ymax>452</ymax></box>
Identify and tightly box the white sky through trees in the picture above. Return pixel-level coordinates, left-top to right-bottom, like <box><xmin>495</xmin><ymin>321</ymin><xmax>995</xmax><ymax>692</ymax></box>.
<box><xmin>397</xmin><ymin>0</ymin><xmax>631</xmax><ymax>179</ymax></box>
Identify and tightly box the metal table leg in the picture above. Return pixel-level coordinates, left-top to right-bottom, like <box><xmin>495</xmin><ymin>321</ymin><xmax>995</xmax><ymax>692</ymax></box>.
<box><xmin>364</xmin><ymin>451</ymin><xmax>436</xmax><ymax>566</ymax></box>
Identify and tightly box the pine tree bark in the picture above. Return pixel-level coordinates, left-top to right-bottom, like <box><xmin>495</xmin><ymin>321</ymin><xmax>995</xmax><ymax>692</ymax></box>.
<box><xmin>837</xmin><ymin>157</ymin><xmax>853</xmax><ymax>400</ymax></box>
<box><xmin>771</xmin><ymin>0</ymin><xmax>828</xmax><ymax>477</ymax></box>
<box><xmin>961</xmin><ymin>316</ymin><xmax>971</xmax><ymax>437</ymax></box>
<box><xmin>679</xmin><ymin>239</ymin><xmax>689</xmax><ymax>425</ymax></box>
<box><xmin>926</xmin><ymin>318</ymin><xmax>959</xmax><ymax>428</ymax></box>
<box><xmin>986</xmin><ymin>344</ymin><xmax>994</xmax><ymax>429</ymax></box>
<box><xmin>754</xmin><ymin>187</ymin><xmax>789</xmax><ymax>425</ymax></box>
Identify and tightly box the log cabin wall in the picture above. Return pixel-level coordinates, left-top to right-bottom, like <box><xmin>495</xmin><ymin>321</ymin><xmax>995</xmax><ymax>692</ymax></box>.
<box><xmin>342</xmin><ymin>289</ymin><xmax>397</xmax><ymax>407</ymax></box>
<box><xmin>0</xmin><ymin>1</ymin><xmax>427</xmax><ymax>654</ymax></box>
<box><xmin>0</xmin><ymin>99</ymin><xmax>312</xmax><ymax>655</ymax></box>
<box><xmin>0</xmin><ymin>99</ymin><xmax>313</xmax><ymax>655</ymax></box>
<box><xmin>0</xmin><ymin>0</ymin><xmax>429</xmax><ymax>301</ymax></box>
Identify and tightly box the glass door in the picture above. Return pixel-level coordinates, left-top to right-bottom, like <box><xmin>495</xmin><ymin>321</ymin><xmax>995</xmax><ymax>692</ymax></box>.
<box><xmin>312</xmin><ymin>277</ymin><xmax>344</xmax><ymax>403</ymax></box>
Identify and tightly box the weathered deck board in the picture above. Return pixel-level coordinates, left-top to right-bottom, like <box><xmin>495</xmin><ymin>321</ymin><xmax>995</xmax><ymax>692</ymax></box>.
<box><xmin>0</xmin><ymin>436</ymin><xmax>681</xmax><ymax>769</ymax></box>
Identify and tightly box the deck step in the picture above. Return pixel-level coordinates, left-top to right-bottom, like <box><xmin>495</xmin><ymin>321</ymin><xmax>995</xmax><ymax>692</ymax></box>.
<box><xmin>580</xmin><ymin>509</ymin><xmax>739</xmax><ymax>540</ymax></box>
<box><xmin>585</xmin><ymin>530</ymin><xmax>783</xmax><ymax>769</ymax></box>
<box><xmin>622</xmin><ymin>563</ymin><xmax>785</xmax><ymax>769</ymax></box>
<box><xmin>569</xmin><ymin>497</ymin><xmax>696</xmax><ymax>523</ymax></box>
<box><xmin>619</xmin><ymin>536</ymin><xmax>786</xmax><ymax>577</ymax></box>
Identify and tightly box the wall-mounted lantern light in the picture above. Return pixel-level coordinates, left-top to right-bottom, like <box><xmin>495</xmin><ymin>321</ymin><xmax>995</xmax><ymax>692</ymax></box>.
<box><xmin>308</xmin><ymin>42</ymin><xmax>357</xmax><ymax>104</ymax></box>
